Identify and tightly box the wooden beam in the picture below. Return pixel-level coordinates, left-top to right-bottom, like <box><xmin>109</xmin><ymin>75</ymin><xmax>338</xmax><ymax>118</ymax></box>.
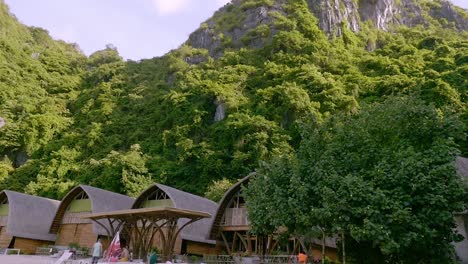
<box><xmin>231</xmin><ymin>231</ymin><xmax>237</xmax><ymax>253</ymax></box>
<box><xmin>236</xmin><ymin>232</ymin><xmax>248</xmax><ymax>254</ymax></box>
<box><xmin>269</xmin><ymin>237</ymin><xmax>279</xmax><ymax>255</ymax></box>
<box><xmin>221</xmin><ymin>225</ymin><xmax>251</xmax><ymax>232</ymax></box>
<box><xmin>220</xmin><ymin>232</ymin><xmax>231</xmax><ymax>255</ymax></box>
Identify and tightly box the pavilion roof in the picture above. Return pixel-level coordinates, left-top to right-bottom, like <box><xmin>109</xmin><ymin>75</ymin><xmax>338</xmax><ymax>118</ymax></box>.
<box><xmin>82</xmin><ymin>207</ymin><xmax>211</xmax><ymax>221</ymax></box>
<box><xmin>134</xmin><ymin>183</ymin><xmax>217</xmax><ymax>244</ymax></box>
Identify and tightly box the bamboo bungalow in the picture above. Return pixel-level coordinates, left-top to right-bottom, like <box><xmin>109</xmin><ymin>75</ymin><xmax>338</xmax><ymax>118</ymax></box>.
<box><xmin>49</xmin><ymin>185</ymin><xmax>134</xmax><ymax>248</ymax></box>
<box><xmin>209</xmin><ymin>173</ymin><xmax>338</xmax><ymax>260</ymax></box>
<box><xmin>209</xmin><ymin>175</ymin><xmax>253</xmax><ymax>255</ymax></box>
<box><xmin>455</xmin><ymin>157</ymin><xmax>468</xmax><ymax>263</ymax></box>
<box><xmin>0</xmin><ymin>190</ymin><xmax>59</xmax><ymax>253</ymax></box>
<box><xmin>132</xmin><ymin>183</ymin><xmax>219</xmax><ymax>255</ymax></box>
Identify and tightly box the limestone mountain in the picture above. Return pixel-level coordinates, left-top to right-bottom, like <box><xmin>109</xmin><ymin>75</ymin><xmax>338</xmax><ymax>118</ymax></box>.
<box><xmin>0</xmin><ymin>1</ymin><xmax>85</xmax><ymax>168</ymax></box>
<box><xmin>187</xmin><ymin>0</ymin><xmax>468</xmax><ymax>57</ymax></box>
<box><xmin>0</xmin><ymin>0</ymin><xmax>466</xmax><ymax>199</ymax></box>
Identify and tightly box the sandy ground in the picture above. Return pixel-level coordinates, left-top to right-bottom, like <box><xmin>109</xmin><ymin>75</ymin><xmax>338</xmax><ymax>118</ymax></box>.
<box><xmin>0</xmin><ymin>255</ymin><xmax>92</xmax><ymax>264</ymax></box>
<box><xmin>0</xmin><ymin>255</ymin><xmax>175</xmax><ymax>264</ymax></box>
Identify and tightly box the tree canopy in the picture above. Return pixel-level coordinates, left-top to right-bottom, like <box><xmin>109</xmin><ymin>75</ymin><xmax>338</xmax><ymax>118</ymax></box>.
<box><xmin>245</xmin><ymin>97</ymin><xmax>466</xmax><ymax>263</ymax></box>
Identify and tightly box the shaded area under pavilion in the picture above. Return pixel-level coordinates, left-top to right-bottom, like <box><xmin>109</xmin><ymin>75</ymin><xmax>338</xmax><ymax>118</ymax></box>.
<box><xmin>82</xmin><ymin>207</ymin><xmax>211</xmax><ymax>261</ymax></box>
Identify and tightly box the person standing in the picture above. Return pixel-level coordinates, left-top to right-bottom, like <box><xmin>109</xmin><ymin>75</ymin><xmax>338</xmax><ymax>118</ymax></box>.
<box><xmin>149</xmin><ymin>248</ymin><xmax>158</xmax><ymax>264</ymax></box>
<box><xmin>119</xmin><ymin>241</ymin><xmax>130</xmax><ymax>262</ymax></box>
<box><xmin>298</xmin><ymin>251</ymin><xmax>308</xmax><ymax>264</ymax></box>
<box><xmin>92</xmin><ymin>239</ymin><xmax>103</xmax><ymax>264</ymax></box>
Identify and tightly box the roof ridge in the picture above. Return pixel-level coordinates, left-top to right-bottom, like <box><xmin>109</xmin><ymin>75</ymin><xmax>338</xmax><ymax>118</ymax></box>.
<box><xmin>1</xmin><ymin>190</ymin><xmax>60</xmax><ymax>203</ymax></box>
<box><xmin>79</xmin><ymin>185</ymin><xmax>135</xmax><ymax>199</ymax></box>
<box><xmin>156</xmin><ymin>183</ymin><xmax>217</xmax><ymax>206</ymax></box>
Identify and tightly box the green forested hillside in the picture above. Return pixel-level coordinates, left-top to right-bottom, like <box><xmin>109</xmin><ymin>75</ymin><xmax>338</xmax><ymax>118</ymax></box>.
<box><xmin>0</xmin><ymin>2</ymin><xmax>85</xmax><ymax>194</ymax></box>
<box><xmin>0</xmin><ymin>0</ymin><xmax>467</xmax><ymax>200</ymax></box>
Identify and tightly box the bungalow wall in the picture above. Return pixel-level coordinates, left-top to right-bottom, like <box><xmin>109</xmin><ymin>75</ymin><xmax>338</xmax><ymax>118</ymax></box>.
<box><xmin>310</xmin><ymin>245</ymin><xmax>338</xmax><ymax>262</ymax></box>
<box><xmin>13</xmin><ymin>238</ymin><xmax>53</xmax><ymax>254</ymax></box>
<box><xmin>185</xmin><ymin>241</ymin><xmax>220</xmax><ymax>256</ymax></box>
<box><xmin>0</xmin><ymin>225</ymin><xmax>12</xmax><ymax>248</ymax></box>
<box><xmin>0</xmin><ymin>203</ymin><xmax>11</xmax><ymax>248</ymax></box>
<box><xmin>54</xmin><ymin>194</ymin><xmax>99</xmax><ymax>248</ymax></box>
<box><xmin>56</xmin><ymin>223</ymin><xmax>96</xmax><ymax>248</ymax></box>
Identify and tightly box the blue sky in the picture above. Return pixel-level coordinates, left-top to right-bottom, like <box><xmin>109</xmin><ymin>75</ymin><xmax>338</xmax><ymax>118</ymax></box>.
<box><xmin>5</xmin><ymin>0</ymin><xmax>468</xmax><ymax>60</ymax></box>
<box><xmin>5</xmin><ymin>0</ymin><xmax>230</xmax><ymax>60</ymax></box>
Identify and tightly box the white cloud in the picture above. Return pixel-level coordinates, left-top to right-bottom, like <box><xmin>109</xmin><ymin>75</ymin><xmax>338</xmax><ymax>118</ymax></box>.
<box><xmin>152</xmin><ymin>0</ymin><xmax>190</xmax><ymax>15</ymax></box>
<box><xmin>216</xmin><ymin>0</ymin><xmax>231</xmax><ymax>6</ymax></box>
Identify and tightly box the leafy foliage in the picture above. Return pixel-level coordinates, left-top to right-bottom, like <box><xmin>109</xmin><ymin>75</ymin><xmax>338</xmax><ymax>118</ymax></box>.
<box><xmin>0</xmin><ymin>0</ymin><xmax>467</xmax><ymax>260</ymax></box>
<box><xmin>0</xmin><ymin>0</ymin><xmax>466</xmax><ymax>205</ymax></box>
<box><xmin>204</xmin><ymin>178</ymin><xmax>234</xmax><ymax>202</ymax></box>
<box><xmin>246</xmin><ymin>98</ymin><xmax>466</xmax><ymax>263</ymax></box>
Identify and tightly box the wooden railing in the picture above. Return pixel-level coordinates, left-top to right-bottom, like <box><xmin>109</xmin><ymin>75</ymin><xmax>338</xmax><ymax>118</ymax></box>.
<box><xmin>204</xmin><ymin>255</ymin><xmax>235</xmax><ymax>263</ymax></box>
<box><xmin>204</xmin><ymin>255</ymin><xmax>301</xmax><ymax>264</ymax></box>
<box><xmin>222</xmin><ymin>208</ymin><xmax>250</xmax><ymax>226</ymax></box>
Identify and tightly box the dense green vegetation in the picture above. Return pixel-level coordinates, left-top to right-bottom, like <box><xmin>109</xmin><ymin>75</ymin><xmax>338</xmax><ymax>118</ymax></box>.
<box><xmin>0</xmin><ymin>1</ymin><xmax>85</xmax><ymax>193</ymax></box>
<box><xmin>246</xmin><ymin>97</ymin><xmax>466</xmax><ymax>263</ymax></box>
<box><xmin>0</xmin><ymin>0</ymin><xmax>466</xmax><ymax>201</ymax></box>
<box><xmin>0</xmin><ymin>0</ymin><xmax>467</xmax><ymax>261</ymax></box>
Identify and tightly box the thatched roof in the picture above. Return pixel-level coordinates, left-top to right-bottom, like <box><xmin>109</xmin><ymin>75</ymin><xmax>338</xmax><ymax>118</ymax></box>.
<box><xmin>50</xmin><ymin>185</ymin><xmax>134</xmax><ymax>236</ymax></box>
<box><xmin>133</xmin><ymin>183</ymin><xmax>218</xmax><ymax>244</ymax></box>
<box><xmin>209</xmin><ymin>173</ymin><xmax>254</xmax><ymax>240</ymax></box>
<box><xmin>456</xmin><ymin>156</ymin><xmax>468</xmax><ymax>178</ymax></box>
<box><xmin>0</xmin><ymin>190</ymin><xmax>59</xmax><ymax>241</ymax></box>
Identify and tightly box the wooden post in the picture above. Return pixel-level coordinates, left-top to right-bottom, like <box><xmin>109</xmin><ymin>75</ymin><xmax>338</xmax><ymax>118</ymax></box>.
<box><xmin>246</xmin><ymin>232</ymin><xmax>252</xmax><ymax>255</ymax></box>
<box><xmin>236</xmin><ymin>232</ymin><xmax>248</xmax><ymax>254</ymax></box>
<box><xmin>342</xmin><ymin>232</ymin><xmax>346</xmax><ymax>264</ymax></box>
<box><xmin>232</xmin><ymin>231</ymin><xmax>238</xmax><ymax>254</ymax></box>
<box><xmin>220</xmin><ymin>232</ymin><xmax>231</xmax><ymax>255</ymax></box>
<box><xmin>321</xmin><ymin>231</ymin><xmax>325</xmax><ymax>264</ymax></box>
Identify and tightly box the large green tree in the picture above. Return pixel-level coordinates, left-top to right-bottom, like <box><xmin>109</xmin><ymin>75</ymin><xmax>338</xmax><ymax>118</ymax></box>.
<box><xmin>246</xmin><ymin>97</ymin><xmax>466</xmax><ymax>263</ymax></box>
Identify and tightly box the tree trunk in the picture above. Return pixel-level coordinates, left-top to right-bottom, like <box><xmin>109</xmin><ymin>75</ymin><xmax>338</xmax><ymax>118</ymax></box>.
<box><xmin>342</xmin><ymin>232</ymin><xmax>346</xmax><ymax>264</ymax></box>
<box><xmin>321</xmin><ymin>231</ymin><xmax>325</xmax><ymax>264</ymax></box>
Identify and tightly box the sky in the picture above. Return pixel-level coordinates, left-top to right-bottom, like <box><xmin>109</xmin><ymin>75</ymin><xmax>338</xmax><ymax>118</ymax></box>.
<box><xmin>4</xmin><ymin>0</ymin><xmax>468</xmax><ymax>61</ymax></box>
<box><xmin>5</xmin><ymin>0</ymin><xmax>230</xmax><ymax>60</ymax></box>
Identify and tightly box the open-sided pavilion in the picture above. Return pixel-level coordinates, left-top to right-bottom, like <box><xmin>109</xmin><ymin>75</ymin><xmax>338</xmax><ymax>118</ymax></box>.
<box><xmin>82</xmin><ymin>207</ymin><xmax>211</xmax><ymax>261</ymax></box>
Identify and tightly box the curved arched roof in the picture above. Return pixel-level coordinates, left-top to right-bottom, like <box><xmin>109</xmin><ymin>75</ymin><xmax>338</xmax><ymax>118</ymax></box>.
<box><xmin>0</xmin><ymin>190</ymin><xmax>59</xmax><ymax>241</ymax></box>
<box><xmin>209</xmin><ymin>173</ymin><xmax>254</xmax><ymax>240</ymax></box>
<box><xmin>134</xmin><ymin>183</ymin><xmax>218</xmax><ymax>244</ymax></box>
<box><xmin>50</xmin><ymin>185</ymin><xmax>134</xmax><ymax>235</ymax></box>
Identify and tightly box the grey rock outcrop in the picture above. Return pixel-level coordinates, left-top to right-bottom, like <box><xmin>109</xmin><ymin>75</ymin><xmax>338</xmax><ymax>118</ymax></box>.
<box><xmin>307</xmin><ymin>0</ymin><xmax>360</xmax><ymax>35</ymax></box>
<box><xmin>187</xmin><ymin>0</ymin><xmax>468</xmax><ymax>57</ymax></box>
<box><xmin>430</xmin><ymin>1</ymin><xmax>468</xmax><ymax>31</ymax></box>
<box><xmin>14</xmin><ymin>150</ymin><xmax>28</xmax><ymax>167</ymax></box>
<box><xmin>359</xmin><ymin>0</ymin><xmax>399</xmax><ymax>31</ymax></box>
<box><xmin>214</xmin><ymin>98</ymin><xmax>226</xmax><ymax>122</ymax></box>
<box><xmin>187</xmin><ymin>0</ymin><xmax>286</xmax><ymax>57</ymax></box>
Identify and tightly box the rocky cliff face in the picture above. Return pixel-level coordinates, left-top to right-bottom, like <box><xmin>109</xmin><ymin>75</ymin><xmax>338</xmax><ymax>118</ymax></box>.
<box><xmin>187</xmin><ymin>0</ymin><xmax>287</xmax><ymax>58</ymax></box>
<box><xmin>187</xmin><ymin>0</ymin><xmax>468</xmax><ymax>56</ymax></box>
<box><xmin>307</xmin><ymin>0</ymin><xmax>360</xmax><ymax>34</ymax></box>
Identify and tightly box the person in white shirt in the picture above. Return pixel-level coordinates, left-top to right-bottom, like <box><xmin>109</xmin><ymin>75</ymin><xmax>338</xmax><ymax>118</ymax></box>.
<box><xmin>92</xmin><ymin>238</ymin><xmax>102</xmax><ymax>264</ymax></box>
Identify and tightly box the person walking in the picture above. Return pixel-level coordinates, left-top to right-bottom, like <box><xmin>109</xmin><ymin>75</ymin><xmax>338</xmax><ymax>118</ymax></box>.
<box><xmin>92</xmin><ymin>238</ymin><xmax>103</xmax><ymax>264</ymax></box>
